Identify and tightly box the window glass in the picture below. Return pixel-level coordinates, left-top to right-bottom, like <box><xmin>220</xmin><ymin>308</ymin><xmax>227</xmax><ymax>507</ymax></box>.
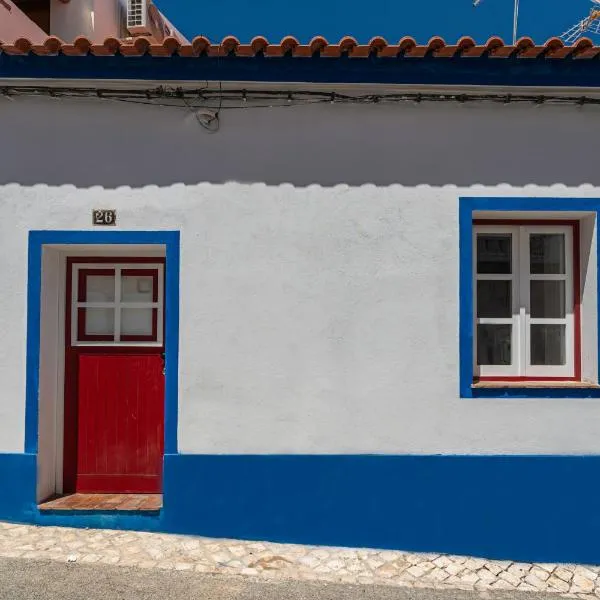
<box><xmin>121</xmin><ymin>308</ymin><xmax>154</xmax><ymax>337</ymax></box>
<box><xmin>83</xmin><ymin>275</ymin><xmax>114</xmax><ymax>302</ymax></box>
<box><xmin>121</xmin><ymin>274</ymin><xmax>155</xmax><ymax>302</ymax></box>
<box><xmin>477</xmin><ymin>324</ymin><xmax>512</xmax><ymax>365</ymax></box>
<box><xmin>477</xmin><ymin>234</ymin><xmax>512</xmax><ymax>274</ymax></box>
<box><xmin>477</xmin><ymin>281</ymin><xmax>512</xmax><ymax>318</ymax></box>
<box><xmin>84</xmin><ymin>308</ymin><xmax>115</xmax><ymax>336</ymax></box>
<box><xmin>530</xmin><ymin>281</ymin><xmax>565</xmax><ymax>319</ymax></box>
<box><xmin>530</xmin><ymin>234</ymin><xmax>565</xmax><ymax>274</ymax></box>
<box><xmin>531</xmin><ymin>324</ymin><xmax>566</xmax><ymax>366</ymax></box>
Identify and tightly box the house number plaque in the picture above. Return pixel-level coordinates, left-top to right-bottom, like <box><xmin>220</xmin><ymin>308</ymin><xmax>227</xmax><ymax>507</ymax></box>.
<box><xmin>92</xmin><ymin>209</ymin><xmax>117</xmax><ymax>226</ymax></box>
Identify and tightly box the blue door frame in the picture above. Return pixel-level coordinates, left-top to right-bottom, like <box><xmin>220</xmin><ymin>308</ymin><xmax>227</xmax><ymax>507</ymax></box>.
<box><xmin>25</xmin><ymin>231</ymin><xmax>180</xmax><ymax>457</ymax></box>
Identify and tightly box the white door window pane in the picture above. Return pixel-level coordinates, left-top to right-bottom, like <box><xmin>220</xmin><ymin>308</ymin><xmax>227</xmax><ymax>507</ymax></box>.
<box><xmin>121</xmin><ymin>274</ymin><xmax>155</xmax><ymax>302</ymax></box>
<box><xmin>530</xmin><ymin>324</ymin><xmax>566</xmax><ymax>366</ymax></box>
<box><xmin>84</xmin><ymin>275</ymin><xmax>115</xmax><ymax>302</ymax></box>
<box><xmin>530</xmin><ymin>234</ymin><xmax>565</xmax><ymax>274</ymax></box>
<box><xmin>477</xmin><ymin>324</ymin><xmax>512</xmax><ymax>366</ymax></box>
<box><xmin>73</xmin><ymin>264</ymin><xmax>163</xmax><ymax>346</ymax></box>
<box><xmin>477</xmin><ymin>234</ymin><xmax>512</xmax><ymax>274</ymax></box>
<box><xmin>477</xmin><ymin>280</ymin><xmax>512</xmax><ymax>318</ymax></box>
<box><xmin>530</xmin><ymin>280</ymin><xmax>566</xmax><ymax>319</ymax></box>
<box><xmin>84</xmin><ymin>308</ymin><xmax>115</xmax><ymax>336</ymax></box>
<box><xmin>121</xmin><ymin>308</ymin><xmax>154</xmax><ymax>337</ymax></box>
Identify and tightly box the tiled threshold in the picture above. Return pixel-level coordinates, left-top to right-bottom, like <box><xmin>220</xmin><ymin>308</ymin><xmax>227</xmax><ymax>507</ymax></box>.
<box><xmin>38</xmin><ymin>493</ymin><xmax>162</xmax><ymax>512</ymax></box>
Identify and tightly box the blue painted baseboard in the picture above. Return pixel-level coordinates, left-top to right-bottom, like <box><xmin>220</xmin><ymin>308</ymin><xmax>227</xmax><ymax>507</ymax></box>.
<box><xmin>164</xmin><ymin>454</ymin><xmax>600</xmax><ymax>564</ymax></box>
<box><xmin>0</xmin><ymin>453</ymin><xmax>37</xmax><ymax>523</ymax></box>
<box><xmin>3</xmin><ymin>453</ymin><xmax>600</xmax><ymax>564</ymax></box>
<box><xmin>36</xmin><ymin>512</ymin><xmax>162</xmax><ymax>532</ymax></box>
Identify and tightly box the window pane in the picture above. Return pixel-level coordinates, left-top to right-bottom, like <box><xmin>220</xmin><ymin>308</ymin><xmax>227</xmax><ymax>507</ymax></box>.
<box><xmin>530</xmin><ymin>280</ymin><xmax>566</xmax><ymax>318</ymax></box>
<box><xmin>84</xmin><ymin>308</ymin><xmax>114</xmax><ymax>336</ymax></box>
<box><xmin>477</xmin><ymin>234</ymin><xmax>512</xmax><ymax>274</ymax></box>
<box><xmin>477</xmin><ymin>280</ymin><xmax>512</xmax><ymax>318</ymax></box>
<box><xmin>530</xmin><ymin>234</ymin><xmax>565</xmax><ymax>274</ymax></box>
<box><xmin>477</xmin><ymin>324</ymin><xmax>512</xmax><ymax>365</ymax></box>
<box><xmin>84</xmin><ymin>275</ymin><xmax>115</xmax><ymax>302</ymax></box>
<box><xmin>531</xmin><ymin>324</ymin><xmax>566</xmax><ymax>366</ymax></box>
<box><xmin>121</xmin><ymin>274</ymin><xmax>155</xmax><ymax>302</ymax></box>
<box><xmin>121</xmin><ymin>308</ymin><xmax>154</xmax><ymax>337</ymax></box>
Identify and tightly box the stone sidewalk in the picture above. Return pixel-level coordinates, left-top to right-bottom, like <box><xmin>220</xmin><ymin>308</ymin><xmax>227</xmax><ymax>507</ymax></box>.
<box><xmin>0</xmin><ymin>521</ymin><xmax>598</xmax><ymax>598</ymax></box>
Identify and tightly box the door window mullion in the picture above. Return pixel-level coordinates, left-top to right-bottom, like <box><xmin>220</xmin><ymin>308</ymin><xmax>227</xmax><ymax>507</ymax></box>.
<box><xmin>114</xmin><ymin>267</ymin><xmax>122</xmax><ymax>343</ymax></box>
<box><xmin>519</xmin><ymin>227</ymin><xmax>530</xmax><ymax>377</ymax></box>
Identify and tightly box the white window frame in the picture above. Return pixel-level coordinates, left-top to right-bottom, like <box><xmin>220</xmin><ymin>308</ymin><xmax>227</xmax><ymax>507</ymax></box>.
<box><xmin>473</xmin><ymin>224</ymin><xmax>575</xmax><ymax>379</ymax></box>
<box><xmin>71</xmin><ymin>263</ymin><xmax>164</xmax><ymax>347</ymax></box>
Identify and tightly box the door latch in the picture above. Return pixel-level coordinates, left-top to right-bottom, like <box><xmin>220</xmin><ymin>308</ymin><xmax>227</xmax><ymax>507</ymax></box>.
<box><xmin>161</xmin><ymin>352</ymin><xmax>166</xmax><ymax>375</ymax></box>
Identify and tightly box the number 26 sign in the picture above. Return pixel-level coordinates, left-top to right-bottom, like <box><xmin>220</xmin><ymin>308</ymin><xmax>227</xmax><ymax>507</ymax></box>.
<box><xmin>92</xmin><ymin>209</ymin><xmax>117</xmax><ymax>226</ymax></box>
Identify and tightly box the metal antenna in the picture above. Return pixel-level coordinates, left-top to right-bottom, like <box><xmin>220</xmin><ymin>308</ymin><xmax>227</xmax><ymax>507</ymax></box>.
<box><xmin>473</xmin><ymin>0</ymin><xmax>520</xmax><ymax>45</ymax></box>
<box><xmin>560</xmin><ymin>0</ymin><xmax>600</xmax><ymax>44</ymax></box>
<box><xmin>512</xmin><ymin>0</ymin><xmax>519</xmax><ymax>45</ymax></box>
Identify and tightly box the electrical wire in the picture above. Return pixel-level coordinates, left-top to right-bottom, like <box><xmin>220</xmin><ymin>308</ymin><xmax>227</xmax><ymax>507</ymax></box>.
<box><xmin>1</xmin><ymin>85</ymin><xmax>598</xmax><ymax>125</ymax></box>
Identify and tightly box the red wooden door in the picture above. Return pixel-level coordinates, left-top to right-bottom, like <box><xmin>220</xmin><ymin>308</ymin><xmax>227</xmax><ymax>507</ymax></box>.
<box><xmin>64</xmin><ymin>259</ymin><xmax>165</xmax><ymax>494</ymax></box>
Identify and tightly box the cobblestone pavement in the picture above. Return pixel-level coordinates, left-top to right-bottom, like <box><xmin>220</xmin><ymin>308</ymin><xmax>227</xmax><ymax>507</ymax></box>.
<box><xmin>0</xmin><ymin>522</ymin><xmax>598</xmax><ymax>598</ymax></box>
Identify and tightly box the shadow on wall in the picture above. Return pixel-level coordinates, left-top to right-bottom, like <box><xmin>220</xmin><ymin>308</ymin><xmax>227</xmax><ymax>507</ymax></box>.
<box><xmin>2</xmin><ymin>95</ymin><xmax>600</xmax><ymax>188</ymax></box>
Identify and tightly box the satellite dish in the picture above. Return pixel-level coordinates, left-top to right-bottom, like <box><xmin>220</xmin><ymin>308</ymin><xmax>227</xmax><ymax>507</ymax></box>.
<box><xmin>561</xmin><ymin>0</ymin><xmax>600</xmax><ymax>44</ymax></box>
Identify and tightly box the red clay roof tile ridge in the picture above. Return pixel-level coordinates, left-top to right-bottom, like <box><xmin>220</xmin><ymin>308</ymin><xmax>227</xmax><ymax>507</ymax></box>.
<box><xmin>2</xmin><ymin>34</ymin><xmax>600</xmax><ymax>58</ymax></box>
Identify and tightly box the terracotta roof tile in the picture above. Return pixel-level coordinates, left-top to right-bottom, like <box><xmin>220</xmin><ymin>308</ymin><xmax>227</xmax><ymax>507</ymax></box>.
<box><xmin>59</xmin><ymin>37</ymin><xmax>92</xmax><ymax>56</ymax></box>
<box><xmin>573</xmin><ymin>38</ymin><xmax>600</xmax><ymax>58</ymax></box>
<box><xmin>543</xmin><ymin>37</ymin><xmax>568</xmax><ymax>58</ymax></box>
<box><xmin>1</xmin><ymin>35</ymin><xmax>599</xmax><ymax>59</ymax></box>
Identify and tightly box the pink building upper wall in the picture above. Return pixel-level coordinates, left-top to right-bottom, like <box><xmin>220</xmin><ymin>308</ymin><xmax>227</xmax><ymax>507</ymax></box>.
<box><xmin>0</xmin><ymin>0</ymin><xmax>48</xmax><ymax>44</ymax></box>
<box><xmin>1</xmin><ymin>0</ymin><xmax>188</xmax><ymax>44</ymax></box>
<box><xmin>49</xmin><ymin>0</ymin><xmax>124</xmax><ymax>44</ymax></box>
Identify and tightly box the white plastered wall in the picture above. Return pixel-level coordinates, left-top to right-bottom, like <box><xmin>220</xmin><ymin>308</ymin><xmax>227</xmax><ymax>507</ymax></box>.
<box><xmin>2</xmin><ymin>95</ymin><xmax>600</xmax><ymax>458</ymax></box>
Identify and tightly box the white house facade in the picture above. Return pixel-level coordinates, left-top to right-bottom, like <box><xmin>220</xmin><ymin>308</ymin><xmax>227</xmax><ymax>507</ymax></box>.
<box><xmin>2</xmin><ymin>20</ymin><xmax>600</xmax><ymax>563</ymax></box>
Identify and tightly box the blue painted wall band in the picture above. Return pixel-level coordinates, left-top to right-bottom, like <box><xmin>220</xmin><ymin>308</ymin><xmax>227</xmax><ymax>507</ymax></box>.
<box><xmin>0</xmin><ymin>453</ymin><xmax>590</xmax><ymax>565</ymax></box>
<box><xmin>5</xmin><ymin>452</ymin><xmax>600</xmax><ymax>564</ymax></box>
<box><xmin>4</xmin><ymin>55</ymin><xmax>600</xmax><ymax>88</ymax></box>
<box><xmin>459</xmin><ymin>197</ymin><xmax>600</xmax><ymax>398</ymax></box>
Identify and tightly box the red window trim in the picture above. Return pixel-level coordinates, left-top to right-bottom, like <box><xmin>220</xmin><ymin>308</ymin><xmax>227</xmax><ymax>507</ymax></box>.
<box><xmin>67</xmin><ymin>257</ymin><xmax>164</xmax><ymax>264</ymax></box>
<box><xmin>473</xmin><ymin>219</ymin><xmax>581</xmax><ymax>383</ymax></box>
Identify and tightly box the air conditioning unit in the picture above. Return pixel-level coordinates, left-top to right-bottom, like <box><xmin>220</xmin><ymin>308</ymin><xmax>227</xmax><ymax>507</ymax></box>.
<box><xmin>126</xmin><ymin>0</ymin><xmax>150</xmax><ymax>35</ymax></box>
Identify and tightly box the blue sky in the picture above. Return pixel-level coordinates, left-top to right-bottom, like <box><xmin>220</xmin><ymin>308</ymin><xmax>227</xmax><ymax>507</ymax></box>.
<box><xmin>155</xmin><ymin>0</ymin><xmax>598</xmax><ymax>44</ymax></box>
